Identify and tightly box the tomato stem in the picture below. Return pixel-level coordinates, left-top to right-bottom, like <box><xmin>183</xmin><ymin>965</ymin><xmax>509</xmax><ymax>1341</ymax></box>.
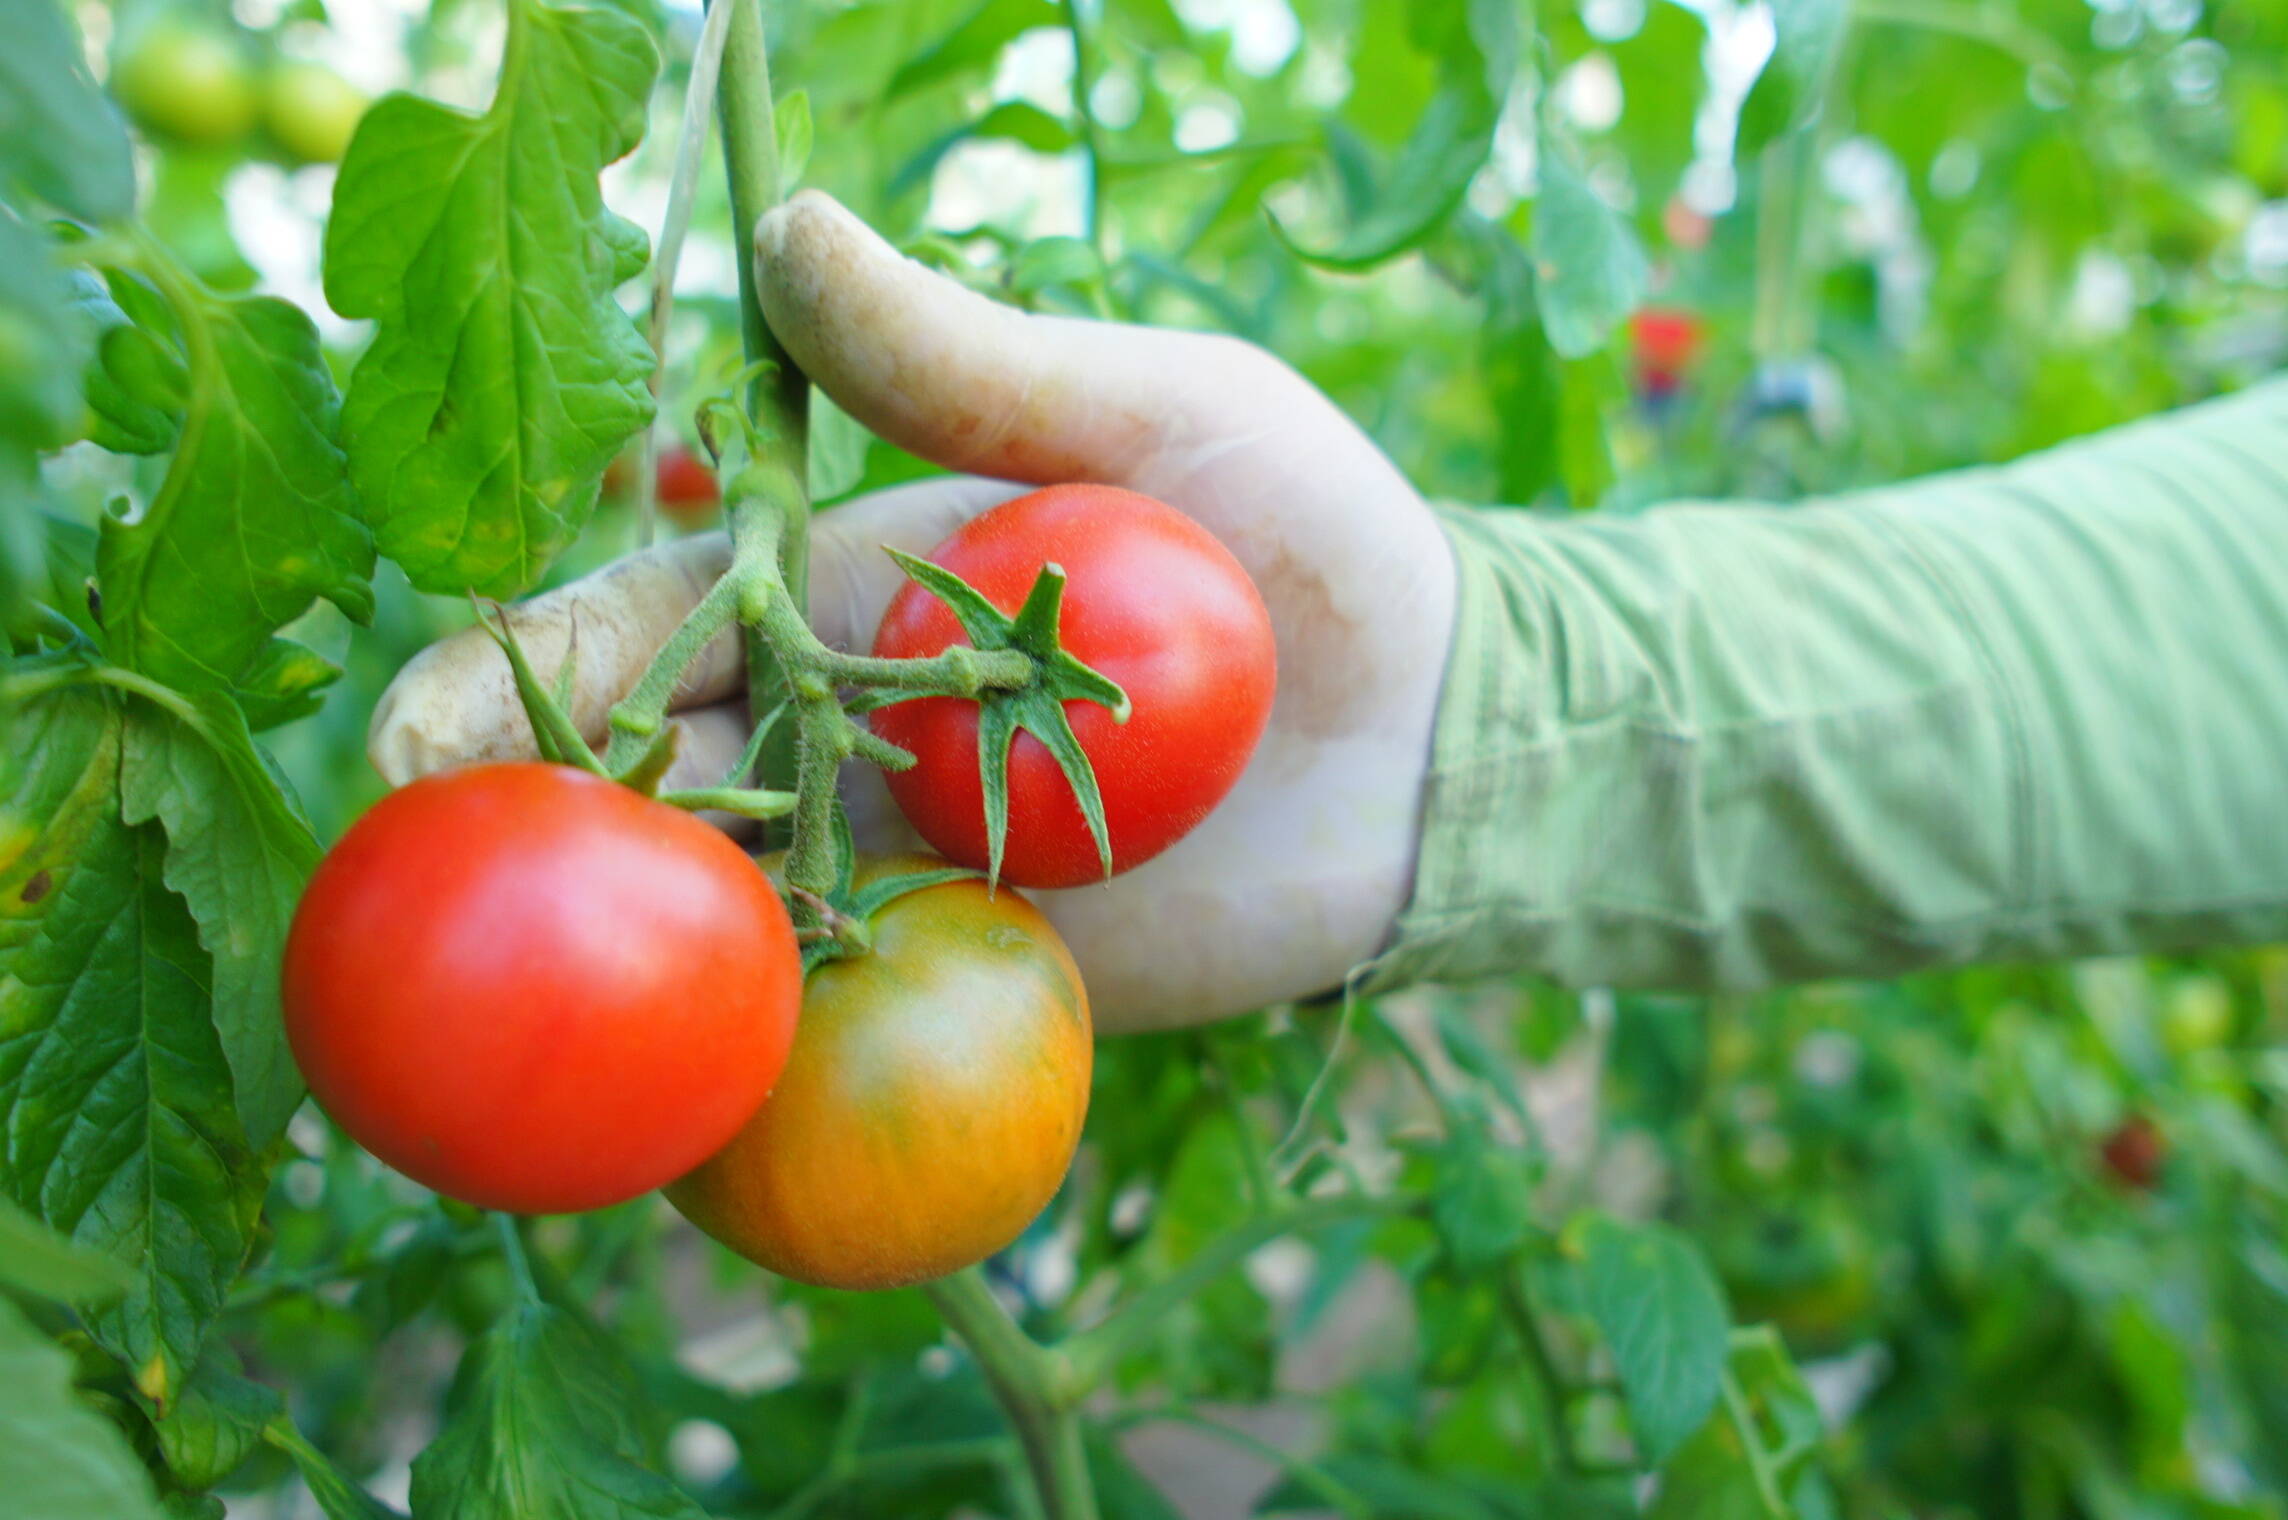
<box><xmin>493</xmin><ymin>1214</ymin><xmax>541</xmax><ymax>1304</ymax></box>
<box><xmin>923</xmin><ymin>1269</ymin><xmax>1099</xmax><ymax>1520</ymax></box>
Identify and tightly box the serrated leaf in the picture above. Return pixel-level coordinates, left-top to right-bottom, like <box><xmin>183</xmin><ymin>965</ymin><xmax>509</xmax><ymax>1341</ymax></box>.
<box><xmin>1530</xmin><ymin>135</ymin><xmax>1648</xmax><ymax>359</ymax></box>
<box><xmin>276</xmin><ymin>1428</ymin><xmax>407</xmax><ymax>1520</ymax></box>
<box><xmin>95</xmin><ymin>273</ymin><xmax>374</xmax><ymax>697</ymax></box>
<box><xmin>1647</xmin><ymin>1329</ymin><xmax>1824</xmax><ymax>1520</ymax></box>
<box><xmin>0</xmin><ymin>686</ymin><xmax>266</xmax><ymax>1408</ymax></box>
<box><xmin>0</xmin><ymin>1192</ymin><xmax>136</xmax><ymax>1303</ymax></box>
<box><xmin>409</xmin><ymin>1300</ymin><xmax>709</xmax><ymax>1520</ymax></box>
<box><xmin>117</xmin><ymin>690</ymin><xmax>321</xmax><ymax>1147</ymax></box>
<box><xmin>148</xmin><ymin>1351</ymin><xmax>280</xmax><ymax>1491</ymax></box>
<box><xmin>1735</xmin><ymin>0</ymin><xmax>1847</xmax><ymax>158</ymax></box>
<box><xmin>0</xmin><ymin>1296</ymin><xmax>166</xmax><ymax>1520</ymax></box>
<box><xmin>0</xmin><ymin>0</ymin><xmax>135</xmax><ymax>222</ymax></box>
<box><xmin>325</xmin><ymin>0</ymin><xmax>660</xmax><ymax>598</ymax></box>
<box><xmin>1575</xmin><ymin>1214</ymin><xmax>1730</xmax><ymax>1464</ymax></box>
<box><xmin>71</xmin><ymin>269</ymin><xmax>187</xmax><ymax>456</ymax></box>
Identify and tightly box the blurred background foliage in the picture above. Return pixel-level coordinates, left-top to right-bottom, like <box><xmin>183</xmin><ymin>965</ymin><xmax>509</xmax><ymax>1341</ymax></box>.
<box><xmin>42</xmin><ymin>0</ymin><xmax>2288</xmax><ymax>1515</ymax></box>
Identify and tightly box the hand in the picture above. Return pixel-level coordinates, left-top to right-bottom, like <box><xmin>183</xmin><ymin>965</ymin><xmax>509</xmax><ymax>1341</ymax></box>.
<box><xmin>368</xmin><ymin>191</ymin><xmax>1456</xmax><ymax>1033</ymax></box>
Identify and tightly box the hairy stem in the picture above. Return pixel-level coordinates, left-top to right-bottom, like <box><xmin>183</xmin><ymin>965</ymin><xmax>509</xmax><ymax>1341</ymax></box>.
<box><xmin>924</xmin><ymin>1270</ymin><xmax>1098</xmax><ymax>1520</ymax></box>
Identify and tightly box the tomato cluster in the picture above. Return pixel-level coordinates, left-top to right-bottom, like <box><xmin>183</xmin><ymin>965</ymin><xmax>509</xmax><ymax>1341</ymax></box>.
<box><xmin>111</xmin><ymin>14</ymin><xmax>368</xmax><ymax>164</ymax></box>
<box><xmin>284</xmin><ymin>484</ymin><xmax>1272</xmax><ymax>1291</ymax></box>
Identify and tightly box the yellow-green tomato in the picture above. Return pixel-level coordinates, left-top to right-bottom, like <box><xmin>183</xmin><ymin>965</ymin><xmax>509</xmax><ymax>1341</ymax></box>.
<box><xmin>112</xmin><ymin>19</ymin><xmax>260</xmax><ymax>147</ymax></box>
<box><xmin>264</xmin><ymin>59</ymin><xmax>367</xmax><ymax>164</ymax></box>
<box><xmin>668</xmin><ymin>856</ymin><xmax>1093</xmax><ymax>1291</ymax></box>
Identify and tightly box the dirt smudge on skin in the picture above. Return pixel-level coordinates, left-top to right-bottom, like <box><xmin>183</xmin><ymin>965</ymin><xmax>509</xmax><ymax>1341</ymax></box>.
<box><xmin>1246</xmin><ymin>539</ymin><xmax>1365</xmax><ymax>741</ymax></box>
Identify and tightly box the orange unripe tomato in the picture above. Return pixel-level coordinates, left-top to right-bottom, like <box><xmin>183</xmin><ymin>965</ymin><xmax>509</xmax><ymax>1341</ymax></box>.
<box><xmin>669</xmin><ymin>857</ymin><xmax>1092</xmax><ymax>1289</ymax></box>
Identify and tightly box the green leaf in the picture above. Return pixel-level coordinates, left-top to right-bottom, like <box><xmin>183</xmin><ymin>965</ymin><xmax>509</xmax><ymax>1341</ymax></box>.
<box><xmin>95</xmin><ymin>269</ymin><xmax>375</xmax><ymax>699</ymax></box>
<box><xmin>272</xmin><ymin>1422</ymin><xmax>407</xmax><ymax>1520</ymax></box>
<box><xmin>1256</xmin><ymin>1451</ymin><xmax>1498</xmax><ymax>1519</ymax></box>
<box><xmin>117</xmin><ymin>690</ymin><xmax>321</xmax><ymax>1147</ymax></box>
<box><xmin>0</xmin><ymin>1192</ymin><xmax>136</xmax><ymax>1304</ymax></box>
<box><xmin>71</xmin><ymin>269</ymin><xmax>187</xmax><ymax>457</ymax></box>
<box><xmin>1573</xmin><ymin>1214</ymin><xmax>1731</xmax><ymax>1464</ymax></box>
<box><xmin>0</xmin><ymin>1295</ymin><xmax>166</xmax><ymax>1520</ymax></box>
<box><xmin>1735</xmin><ymin>0</ymin><xmax>1847</xmax><ymax>158</ymax></box>
<box><xmin>807</xmin><ymin>387</ymin><xmax>870</xmax><ymax>504</ymax></box>
<box><xmin>1429</xmin><ymin>1134</ymin><xmax>1534</xmax><ymax>1272</ymax></box>
<box><xmin>325</xmin><ymin>0</ymin><xmax>660</xmax><ymax>598</ymax></box>
<box><xmin>0</xmin><ymin>210</ymin><xmax>92</xmax><ymax>461</ymax></box>
<box><xmin>886</xmin><ymin>0</ymin><xmax>1059</xmax><ymax>102</ymax></box>
<box><xmin>776</xmin><ymin>88</ymin><xmax>813</xmax><ymax>191</ymax></box>
<box><xmin>0</xmin><ymin>685</ymin><xmax>266</xmax><ymax>1409</ymax></box>
<box><xmin>1010</xmin><ymin>236</ymin><xmax>1109</xmax><ymax>298</ymax></box>
<box><xmin>409</xmin><ymin>1300</ymin><xmax>709</xmax><ymax>1520</ymax></box>
<box><xmin>1648</xmin><ymin>1329</ymin><xmax>1824</xmax><ymax>1520</ymax></box>
<box><xmin>1530</xmin><ymin>134</ymin><xmax>1648</xmax><ymax>359</ymax></box>
<box><xmin>1274</xmin><ymin>91</ymin><xmax>1497</xmax><ymax>271</ymax></box>
<box><xmin>148</xmin><ymin>1351</ymin><xmax>281</xmax><ymax>1492</ymax></box>
<box><xmin>890</xmin><ymin>100</ymin><xmax>1077</xmax><ymax>200</ymax></box>
<box><xmin>0</xmin><ymin>0</ymin><xmax>135</xmax><ymax>222</ymax></box>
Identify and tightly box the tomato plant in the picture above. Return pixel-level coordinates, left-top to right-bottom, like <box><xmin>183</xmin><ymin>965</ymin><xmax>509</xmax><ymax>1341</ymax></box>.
<box><xmin>872</xmin><ymin>484</ymin><xmax>1276</xmax><ymax>887</ymax></box>
<box><xmin>6</xmin><ymin>2</ymin><xmax>2288</xmax><ymax>1519</ymax></box>
<box><xmin>653</xmin><ymin>442</ymin><xmax>720</xmax><ymax>522</ymax></box>
<box><xmin>670</xmin><ymin>856</ymin><xmax>1091</xmax><ymax>1289</ymax></box>
<box><xmin>283</xmin><ymin>762</ymin><xmax>801</xmax><ymax>1214</ymax></box>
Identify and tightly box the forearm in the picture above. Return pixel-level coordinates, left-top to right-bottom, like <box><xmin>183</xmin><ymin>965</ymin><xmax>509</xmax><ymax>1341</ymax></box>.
<box><xmin>1366</xmin><ymin>378</ymin><xmax>2288</xmax><ymax>993</ymax></box>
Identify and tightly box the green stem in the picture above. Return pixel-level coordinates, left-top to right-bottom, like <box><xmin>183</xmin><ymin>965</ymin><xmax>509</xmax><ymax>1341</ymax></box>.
<box><xmin>1061</xmin><ymin>0</ymin><xmax>1109</xmax><ymax>256</ymax></box>
<box><xmin>1061</xmin><ymin>1195</ymin><xmax>1405</xmax><ymax>1389</ymax></box>
<box><xmin>1722</xmin><ymin>1369</ymin><xmax>1791</xmax><ymax>1518</ymax></box>
<box><xmin>714</xmin><ymin>0</ymin><xmax>812</xmax><ymax>830</ymax></box>
<box><xmin>1499</xmin><ymin>1273</ymin><xmax>1582</xmax><ymax>1474</ymax></box>
<box><xmin>924</xmin><ymin>1269</ymin><xmax>1098</xmax><ymax>1520</ymax></box>
<box><xmin>602</xmin><ymin>570</ymin><xmax>746</xmax><ymax>769</ymax></box>
<box><xmin>494</xmin><ymin>1215</ymin><xmax>541</xmax><ymax>1303</ymax></box>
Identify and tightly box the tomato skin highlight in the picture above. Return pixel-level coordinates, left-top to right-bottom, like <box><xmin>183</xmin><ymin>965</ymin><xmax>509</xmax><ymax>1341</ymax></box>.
<box><xmin>668</xmin><ymin>857</ymin><xmax>1092</xmax><ymax>1290</ymax></box>
<box><xmin>282</xmin><ymin>763</ymin><xmax>801</xmax><ymax>1215</ymax></box>
<box><xmin>869</xmin><ymin>484</ymin><xmax>1276</xmax><ymax>888</ymax></box>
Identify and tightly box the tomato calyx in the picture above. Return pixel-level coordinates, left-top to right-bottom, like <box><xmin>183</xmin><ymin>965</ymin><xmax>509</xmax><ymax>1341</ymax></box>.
<box><xmin>777</xmin><ymin>817</ymin><xmax>983</xmax><ymax>974</ymax></box>
<box><xmin>864</xmin><ymin>550</ymin><xmax>1132</xmax><ymax>887</ymax></box>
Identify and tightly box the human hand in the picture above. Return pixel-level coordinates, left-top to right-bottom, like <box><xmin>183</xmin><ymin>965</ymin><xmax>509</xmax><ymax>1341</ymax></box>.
<box><xmin>368</xmin><ymin>191</ymin><xmax>1456</xmax><ymax>1033</ymax></box>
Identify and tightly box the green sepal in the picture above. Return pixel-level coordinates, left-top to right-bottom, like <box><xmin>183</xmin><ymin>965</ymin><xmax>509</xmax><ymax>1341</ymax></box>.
<box><xmin>880</xmin><ymin>552</ymin><xmax>1131</xmax><ymax>887</ymax></box>
<box><xmin>612</xmin><ymin>721</ymin><xmax>681</xmax><ymax>795</ymax></box>
<box><xmin>792</xmin><ymin>850</ymin><xmax>985</xmax><ymax>977</ymax></box>
<box><xmin>469</xmin><ymin>596</ymin><xmax>607</xmax><ymax>776</ymax></box>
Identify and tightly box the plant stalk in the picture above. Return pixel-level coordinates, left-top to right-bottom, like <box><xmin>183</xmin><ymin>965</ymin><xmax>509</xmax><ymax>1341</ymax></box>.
<box><xmin>924</xmin><ymin>1269</ymin><xmax>1099</xmax><ymax>1520</ymax></box>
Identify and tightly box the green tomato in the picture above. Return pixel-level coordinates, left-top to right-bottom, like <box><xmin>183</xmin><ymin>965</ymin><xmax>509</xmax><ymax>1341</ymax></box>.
<box><xmin>264</xmin><ymin>59</ymin><xmax>368</xmax><ymax>164</ymax></box>
<box><xmin>112</xmin><ymin>19</ymin><xmax>260</xmax><ymax>148</ymax></box>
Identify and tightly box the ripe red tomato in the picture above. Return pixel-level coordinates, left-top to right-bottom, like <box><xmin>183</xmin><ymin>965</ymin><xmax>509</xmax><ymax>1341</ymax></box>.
<box><xmin>282</xmin><ymin>763</ymin><xmax>801</xmax><ymax>1214</ymax></box>
<box><xmin>868</xmin><ymin>484</ymin><xmax>1276</xmax><ymax>888</ymax></box>
<box><xmin>668</xmin><ymin>857</ymin><xmax>1092</xmax><ymax>1289</ymax></box>
<box><xmin>655</xmin><ymin>444</ymin><xmax>720</xmax><ymax>523</ymax></box>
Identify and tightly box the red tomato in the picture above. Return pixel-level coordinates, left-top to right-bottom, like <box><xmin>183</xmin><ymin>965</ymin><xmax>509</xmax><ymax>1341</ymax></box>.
<box><xmin>1631</xmin><ymin>306</ymin><xmax>1706</xmax><ymax>397</ymax></box>
<box><xmin>655</xmin><ymin>445</ymin><xmax>720</xmax><ymax>523</ymax></box>
<box><xmin>668</xmin><ymin>856</ymin><xmax>1091</xmax><ymax>1290</ymax></box>
<box><xmin>282</xmin><ymin>763</ymin><xmax>801</xmax><ymax>1214</ymax></box>
<box><xmin>868</xmin><ymin>484</ymin><xmax>1276</xmax><ymax>888</ymax></box>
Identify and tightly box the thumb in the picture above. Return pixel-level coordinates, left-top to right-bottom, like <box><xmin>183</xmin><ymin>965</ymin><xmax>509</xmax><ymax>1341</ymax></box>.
<box><xmin>755</xmin><ymin>191</ymin><xmax>1298</xmax><ymax>492</ymax></box>
<box><xmin>802</xmin><ymin>474</ymin><xmax>1022</xmax><ymax>653</ymax></box>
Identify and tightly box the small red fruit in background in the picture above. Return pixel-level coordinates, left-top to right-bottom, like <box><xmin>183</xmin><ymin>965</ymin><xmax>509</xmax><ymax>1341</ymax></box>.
<box><xmin>655</xmin><ymin>444</ymin><xmax>721</xmax><ymax>524</ymax></box>
<box><xmin>1630</xmin><ymin>305</ymin><xmax>1706</xmax><ymax>401</ymax></box>
<box><xmin>2099</xmin><ymin>1113</ymin><xmax>2166</xmax><ymax>1191</ymax></box>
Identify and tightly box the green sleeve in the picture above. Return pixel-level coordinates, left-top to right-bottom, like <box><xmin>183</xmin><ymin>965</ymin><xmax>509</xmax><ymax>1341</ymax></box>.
<box><xmin>1362</xmin><ymin>377</ymin><xmax>2288</xmax><ymax>993</ymax></box>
